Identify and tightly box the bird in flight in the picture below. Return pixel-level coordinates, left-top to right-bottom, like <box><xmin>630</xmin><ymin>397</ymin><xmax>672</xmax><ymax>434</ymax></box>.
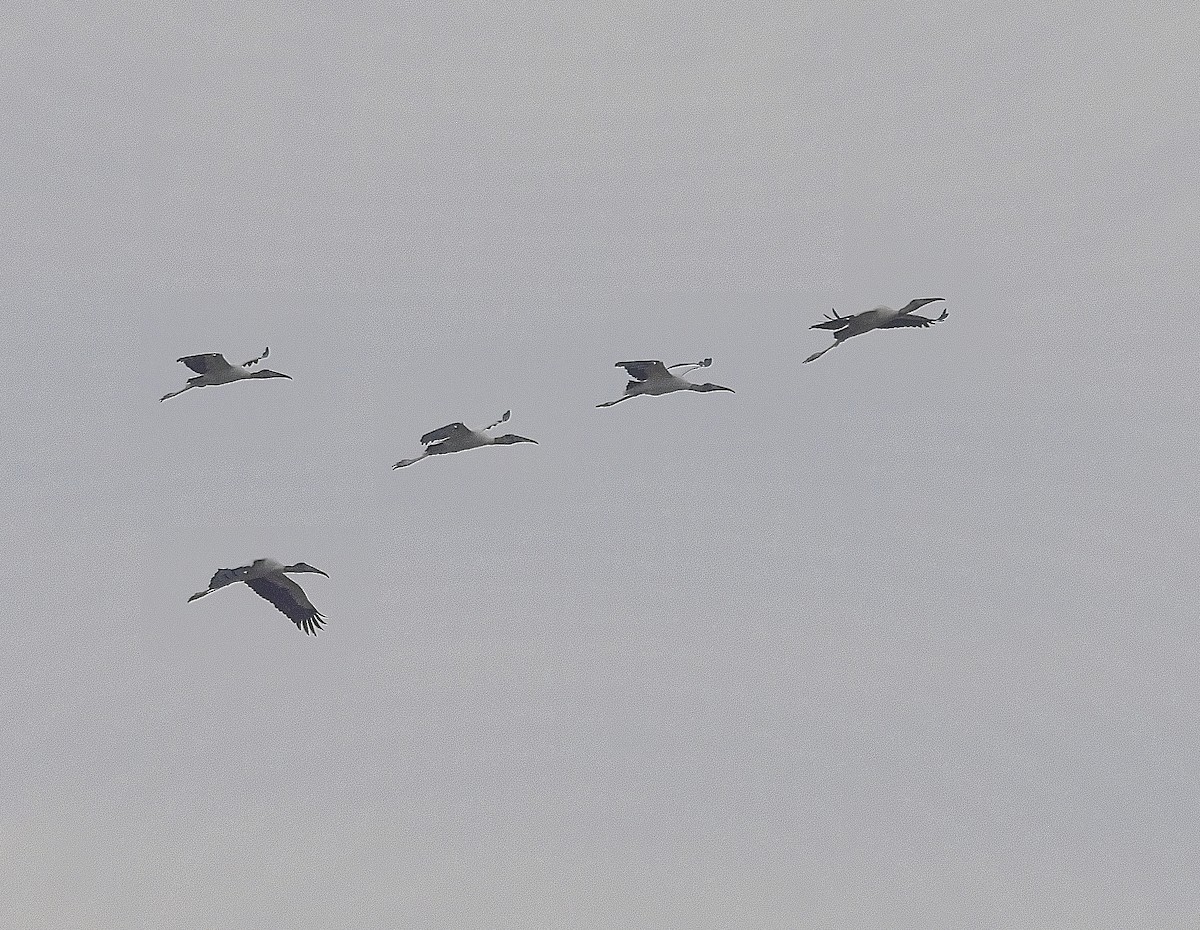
<box><xmin>160</xmin><ymin>348</ymin><xmax>292</xmax><ymax>401</ymax></box>
<box><xmin>597</xmin><ymin>358</ymin><xmax>735</xmax><ymax>407</ymax></box>
<box><xmin>393</xmin><ymin>410</ymin><xmax>538</xmax><ymax>468</ymax></box>
<box><xmin>803</xmin><ymin>298</ymin><xmax>948</xmax><ymax>363</ymax></box>
<box><xmin>187</xmin><ymin>558</ymin><xmax>330</xmax><ymax>635</ymax></box>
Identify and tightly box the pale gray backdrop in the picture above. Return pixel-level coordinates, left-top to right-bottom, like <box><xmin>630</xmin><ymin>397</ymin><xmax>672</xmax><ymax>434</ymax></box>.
<box><xmin>2</xmin><ymin>2</ymin><xmax>1198</xmax><ymax>928</ymax></box>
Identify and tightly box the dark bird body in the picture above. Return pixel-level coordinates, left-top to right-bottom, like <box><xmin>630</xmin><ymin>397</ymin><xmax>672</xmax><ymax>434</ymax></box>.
<box><xmin>804</xmin><ymin>298</ymin><xmax>948</xmax><ymax>363</ymax></box>
<box><xmin>187</xmin><ymin>558</ymin><xmax>329</xmax><ymax>635</ymax></box>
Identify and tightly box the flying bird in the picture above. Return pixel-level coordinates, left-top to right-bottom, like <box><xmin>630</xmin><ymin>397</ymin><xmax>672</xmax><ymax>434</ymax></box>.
<box><xmin>803</xmin><ymin>298</ymin><xmax>948</xmax><ymax>363</ymax></box>
<box><xmin>597</xmin><ymin>358</ymin><xmax>735</xmax><ymax>407</ymax></box>
<box><xmin>160</xmin><ymin>348</ymin><xmax>292</xmax><ymax>401</ymax></box>
<box><xmin>393</xmin><ymin>410</ymin><xmax>538</xmax><ymax>468</ymax></box>
<box><xmin>187</xmin><ymin>558</ymin><xmax>329</xmax><ymax>635</ymax></box>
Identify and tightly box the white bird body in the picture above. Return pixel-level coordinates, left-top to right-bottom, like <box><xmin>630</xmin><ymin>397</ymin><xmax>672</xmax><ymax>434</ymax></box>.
<box><xmin>430</xmin><ymin>427</ymin><xmax>492</xmax><ymax>453</ymax></box>
<box><xmin>859</xmin><ymin>305</ymin><xmax>902</xmax><ymax>327</ymax></box>
<box><xmin>597</xmin><ymin>358</ymin><xmax>734</xmax><ymax>407</ymax></box>
<box><xmin>393</xmin><ymin>410</ymin><xmax>537</xmax><ymax>468</ymax></box>
<box><xmin>160</xmin><ymin>348</ymin><xmax>292</xmax><ymax>401</ymax></box>
<box><xmin>187</xmin><ymin>557</ymin><xmax>329</xmax><ymax>635</ymax></box>
<box><xmin>245</xmin><ymin>557</ymin><xmax>285</xmax><ymax>577</ymax></box>
<box><xmin>638</xmin><ymin>373</ymin><xmax>695</xmax><ymax>395</ymax></box>
<box><xmin>200</xmin><ymin>364</ymin><xmax>260</xmax><ymax>386</ymax></box>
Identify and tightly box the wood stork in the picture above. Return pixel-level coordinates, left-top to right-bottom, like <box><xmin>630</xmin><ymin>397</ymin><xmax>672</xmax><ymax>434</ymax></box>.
<box><xmin>597</xmin><ymin>358</ymin><xmax>735</xmax><ymax>407</ymax></box>
<box><xmin>160</xmin><ymin>348</ymin><xmax>292</xmax><ymax>401</ymax></box>
<box><xmin>187</xmin><ymin>558</ymin><xmax>329</xmax><ymax>635</ymax></box>
<box><xmin>803</xmin><ymin>298</ymin><xmax>948</xmax><ymax>363</ymax></box>
<box><xmin>392</xmin><ymin>410</ymin><xmax>538</xmax><ymax>468</ymax></box>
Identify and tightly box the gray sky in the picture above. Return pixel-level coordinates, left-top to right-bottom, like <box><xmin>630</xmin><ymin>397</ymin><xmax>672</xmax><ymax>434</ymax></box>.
<box><xmin>3</xmin><ymin>2</ymin><xmax>1199</xmax><ymax>927</ymax></box>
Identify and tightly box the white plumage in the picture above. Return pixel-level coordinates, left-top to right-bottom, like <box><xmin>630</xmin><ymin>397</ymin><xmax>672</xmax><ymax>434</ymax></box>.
<box><xmin>187</xmin><ymin>558</ymin><xmax>329</xmax><ymax>635</ymax></box>
<box><xmin>597</xmin><ymin>358</ymin><xmax>735</xmax><ymax>407</ymax></box>
<box><xmin>160</xmin><ymin>348</ymin><xmax>292</xmax><ymax>401</ymax></box>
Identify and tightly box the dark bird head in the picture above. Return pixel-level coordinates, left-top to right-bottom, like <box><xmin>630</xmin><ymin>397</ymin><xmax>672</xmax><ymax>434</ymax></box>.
<box><xmin>690</xmin><ymin>383</ymin><xmax>735</xmax><ymax>394</ymax></box>
<box><xmin>249</xmin><ymin>369</ymin><xmax>292</xmax><ymax>380</ymax></box>
<box><xmin>285</xmin><ymin>562</ymin><xmax>329</xmax><ymax>577</ymax></box>
<box><xmin>493</xmin><ymin>434</ymin><xmax>538</xmax><ymax>445</ymax></box>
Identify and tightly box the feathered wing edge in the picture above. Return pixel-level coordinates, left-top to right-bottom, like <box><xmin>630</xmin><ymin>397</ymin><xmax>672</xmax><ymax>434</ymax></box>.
<box><xmin>420</xmin><ymin>422</ymin><xmax>468</xmax><ymax>445</ymax></box>
<box><xmin>881</xmin><ymin>308</ymin><xmax>949</xmax><ymax>328</ymax></box>
<box><xmin>246</xmin><ymin>576</ymin><xmax>327</xmax><ymax>635</ymax></box>
<box><xmin>615</xmin><ymin>360</ymin><xmax>669</xmax><ymax>382</ymax></box>
<box><xmin>177</xmin><ymin>354</ymin><xmax>232</xmax><ymax>374</ymax></box>
<box><xmin>187</xmin><ymin>566</ymin><xmax>249</xmax><ymax>600</ymax></box>
<box><xmin>896</xmin><ymin>297</ymin><xmax>945</xmax><ymax>316</ymax></box>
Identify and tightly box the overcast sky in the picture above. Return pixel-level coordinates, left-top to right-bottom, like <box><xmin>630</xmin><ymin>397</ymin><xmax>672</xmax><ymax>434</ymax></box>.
<box><xmin>3</xmin><ymin>2</ymin><xmax>1199</xmax><ymax>928</ymax></box>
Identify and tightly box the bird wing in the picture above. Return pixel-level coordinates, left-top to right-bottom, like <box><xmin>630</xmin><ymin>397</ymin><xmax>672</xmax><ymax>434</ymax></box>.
<box><xmin>615</xmin><ymin>360</ymin><xmax>670</xmax><ymax>382</ymax></box>
<box><xmin>186</xmin><ymin>566</ymin><xmax>252</xmax><ymax>604</ymax></box>
<box><xmin>207</xmin><ymin>566</ymin><xmax>249</xmax><ymax>588</ymax></box>
<box><xmin>178</xmin><ymin>353</ymin><xmax>234</xmax><ymax>374</ymax></box>
<box><xmin>879</xmin><ymin>311</ymin><xmax>947</xmax><ymax>328</ymax></box>
<box><xmin>420</xmin><ymin>422</ymin><xmax>469</xmax><ymax>446</ymax></box>
<box><xmin>246</xmin><ymin>575</ymin><xmax>327</xmax><ymax>635</ymax></box>
<box><xmin>187</xmin><ymin>565</ymin><xmax>251</xmax><ymax>601</ymax></box>
<box><xmin>895</xmin><ymin>297</ymin><xmax>945</xmax><ymax>317</ymax></box>
<box><xmin>810</xmin><ymin>311</ymin><xmax>858</xmax><ymax>331</ymax></box>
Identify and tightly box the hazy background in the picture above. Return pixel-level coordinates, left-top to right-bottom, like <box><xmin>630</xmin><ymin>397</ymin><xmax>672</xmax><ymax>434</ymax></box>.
<box><xmin>3</xmin><ymin>2</ymin><xmax>1198</xmax><ymax>927</ymax></box>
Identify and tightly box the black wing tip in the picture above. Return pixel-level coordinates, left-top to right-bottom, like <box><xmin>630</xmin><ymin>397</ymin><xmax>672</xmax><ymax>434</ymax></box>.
<box><xmin>299</xmin><ymin>611</ymin><xmax>327</xmax><ymax>635</ymax></box>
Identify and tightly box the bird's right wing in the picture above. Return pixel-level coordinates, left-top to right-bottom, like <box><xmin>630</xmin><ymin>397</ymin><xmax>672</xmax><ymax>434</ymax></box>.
<box><xmin>615</xmin><ymin>360</ymin><xmax>669</xmax><ymax>382</ymax></box>
<box><xmin>178</xmin><ymin>353</ymin><xmax>233</xmax><ymax>374</ymax></box>
<box><xmin>420</xmin><ymin>422</ymin><xmax>469</xmax><ymax>446</ymax></box>
<box><xmin>246</xmin><ymin>575</ymin><xmax>327</xmax><ymax>635</ymax></box>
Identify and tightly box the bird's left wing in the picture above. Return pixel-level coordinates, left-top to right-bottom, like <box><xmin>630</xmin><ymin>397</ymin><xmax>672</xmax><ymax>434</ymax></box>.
<box><xmin>615</xmin><ymin>360</ymin><xmax>669</xmax><ymax>382</ymax></box>
<box><xmin>246</xmin><ymin>575</ymin><xmax>327</xmax><ymax>635</ymax></box>
<box><xmin>895</xmin><ymin>297</ymin><xmax>945</xmax><ymax>317</ymax></box>
<box><xmin>187</xmin><ymin>565</ymin><xmax>250</xmax><ymax>601</ymax></box>
<box><xmin>420</xmin><ymin>422</ymin><xmax>469</xmax><ymax>445</ymax></box>
<box><xmin>883</xmin><ymin>312</ymin><xmax>945</xmax><ymax>328</ymax></box>
<box><xmin>178</xmin><ymin>353</ymin><xmax>233</xmax><ymax>374</ymax></box>
<box><xmin>881</xmin><ymin>307</ymin><xmax>949</xmax><ymax>328</ymax></box>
